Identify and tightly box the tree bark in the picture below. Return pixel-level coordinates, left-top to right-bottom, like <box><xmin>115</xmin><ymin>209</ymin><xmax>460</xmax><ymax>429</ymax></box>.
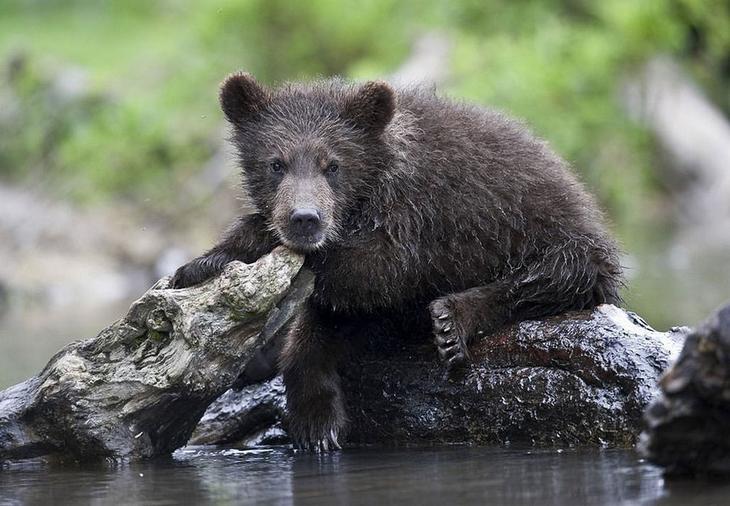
<box><xmin>0</xmin><ymin>247</ymin><xmax>304</xmax><ymax>462</ymax></box>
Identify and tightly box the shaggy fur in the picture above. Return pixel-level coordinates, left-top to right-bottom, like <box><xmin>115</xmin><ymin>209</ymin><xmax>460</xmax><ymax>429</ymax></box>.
<box><xmin>171</xmin><ymin>73</ymin><xmax>624</xmax><ymax>450</ymax></box>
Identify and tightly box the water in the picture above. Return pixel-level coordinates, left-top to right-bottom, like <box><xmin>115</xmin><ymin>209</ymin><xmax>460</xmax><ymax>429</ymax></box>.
<box><xmin>0</xmin><ymin>303</ymin><xmax>130</xmax><ymax>390</ymax></box>
<box><xmin>2</xmin><ymin>446</ymin><xmax>729</xmax><ymax>505</ymax></box>
<box><xmin>1</xmin><ymin>288</ymin><xmax>728</xmax><ymax>505</ymax></box>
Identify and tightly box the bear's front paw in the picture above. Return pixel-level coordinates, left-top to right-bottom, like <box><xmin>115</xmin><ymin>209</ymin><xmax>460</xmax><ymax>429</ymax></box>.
<box><xmin>170</xmin><ymin>263</ymin><xmax>202</xmax><ymax>289</ymax></box>
<box><xmin>429</xmin><ymin>297</ymin><xmax>471</xmax><ymax>372</ymax></box>
<box><xmin>169</xmin><ymin>258</ymin><xmax>217</xmax><ymax>289</ymax></box>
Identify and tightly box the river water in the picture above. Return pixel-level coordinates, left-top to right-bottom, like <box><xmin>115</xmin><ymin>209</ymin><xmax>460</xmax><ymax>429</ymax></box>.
<box><xmin>1</xmin><ymin>446</ymin><xmax>729</xmax><ymax>505</ymax></box>
<box><xmin>2</xmin><ymin>304</ymin><xmax>729</xmax><ymax>504</ymax></box>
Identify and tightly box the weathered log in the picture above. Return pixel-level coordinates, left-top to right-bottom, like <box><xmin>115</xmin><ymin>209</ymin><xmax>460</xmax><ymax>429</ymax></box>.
<box><xmin>641</xmin><ymin>303</ymin><xmax>730</xmax><ymax>475</ymax></box>
<box><xmin>0</xmin><ymin>247</ymin><xmax>304</xmax><ymax>462</ymax></box>
<box><xmin>194</xmin><ymin>305</ymin><xmax>684</xmax><ymax>448</ymax></box>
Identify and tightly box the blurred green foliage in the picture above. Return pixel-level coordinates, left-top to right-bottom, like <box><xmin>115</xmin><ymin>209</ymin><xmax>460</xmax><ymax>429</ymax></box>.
<box><xmin>1</xmin><ymin>0</ymin><xmax>727</xmax><ymax>205</ymax></box>
<box><xmin>0</xmin><ymin>0</ymin><xmax>728</xmax><ymax>325</ymax></box>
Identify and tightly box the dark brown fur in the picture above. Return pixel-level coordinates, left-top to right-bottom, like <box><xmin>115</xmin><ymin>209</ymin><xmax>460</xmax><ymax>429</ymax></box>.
<box><xmin>171</xmin><ymin>73</ymin><xmax>624</xmax><ymax>450</ymax></box>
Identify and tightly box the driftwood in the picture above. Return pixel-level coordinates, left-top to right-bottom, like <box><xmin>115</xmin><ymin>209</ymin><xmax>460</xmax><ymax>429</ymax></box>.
<box><xmin>0</xmin><ymin>247</ymin><xmax>304</xmax><ymax>462</ymax></box>
<box><xmin>194</xmin><ymin>305</ymin><xmax>684</xmax><ymax>448</ymax></box>
<box><xmin>641</xmin><ymin>303</ymin><xmax>730</xmax><ymax>475</ymax></box>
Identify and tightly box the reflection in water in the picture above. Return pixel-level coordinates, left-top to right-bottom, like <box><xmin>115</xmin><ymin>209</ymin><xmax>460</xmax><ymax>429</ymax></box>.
<box><xmin>2</xmin><ymin>447</ymin><xmax>729</xmax><ymax>505</ymax></box>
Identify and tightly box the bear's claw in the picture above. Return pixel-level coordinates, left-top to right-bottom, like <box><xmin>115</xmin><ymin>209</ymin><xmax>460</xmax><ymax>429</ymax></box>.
<box><xmin>291</xmin><ymin>425</ymin><xmax>343</xmax><ymax>452</ymax></box>
<box><xmin>429</xmin><ymin>298</ymin><xmax>469</xmax><ymax>371</ymax></box>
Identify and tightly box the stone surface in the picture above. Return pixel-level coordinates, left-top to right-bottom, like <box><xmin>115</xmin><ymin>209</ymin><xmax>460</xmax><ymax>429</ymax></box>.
<box><xmin>190</xmin><ymin>376</ymin><xmax>288</xmax><ymax>447</ymax></box>
<box><xmin>0</xmin><ymin>247</ymin><xmax>304</xmax><ymax>462</ymax></box>
<box><xmin>196</xmin><ymin>305</ymin><xmax>684</xmax><ymax>448</ymax></box>
<box><xmin>641</xmin><ymin>303</ymin><xmax>730</xmax><ymax>475</ymax></box>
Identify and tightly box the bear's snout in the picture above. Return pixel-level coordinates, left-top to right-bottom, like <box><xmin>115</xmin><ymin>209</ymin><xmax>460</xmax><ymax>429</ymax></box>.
<box><xmin>289</xmin><ymin>208</ymin><xmax>322</xmax><ymax>236</ymax></box>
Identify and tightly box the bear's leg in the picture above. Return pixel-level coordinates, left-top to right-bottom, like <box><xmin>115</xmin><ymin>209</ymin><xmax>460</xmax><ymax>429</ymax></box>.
<box><xmin>279</xmin><ymin>301</ymin><xmax>346</xmax><ymax>451</ymax></box>
<box><xmin>429</xmin><ymin>283</ymin><xmax>509</xmax><ymax>371</ymax></box>
<box><xmin>171</xmin><ymin>214</ymin><xmax>276</xmax><ymax>288</ymax></box>
<box><xmin>430</xmin><ymin>243</ymin><xmax>623</xmax><ymax>371</ymax></box>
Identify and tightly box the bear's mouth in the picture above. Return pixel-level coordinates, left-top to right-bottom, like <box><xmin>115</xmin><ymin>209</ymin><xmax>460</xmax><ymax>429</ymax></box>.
<box><xmin>280</xmin><ymin>230</ymin><xmax>327</xmax><ymax>253</ymax></box>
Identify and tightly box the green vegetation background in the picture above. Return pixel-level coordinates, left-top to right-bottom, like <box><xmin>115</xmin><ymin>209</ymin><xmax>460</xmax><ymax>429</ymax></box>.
<box><xmin>1</xmin><ymin>0</ymin><xmax>728</xmax><ymax>328</ymax></box>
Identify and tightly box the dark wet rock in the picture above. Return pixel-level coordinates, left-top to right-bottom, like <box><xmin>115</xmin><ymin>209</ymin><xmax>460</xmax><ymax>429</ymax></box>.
<box><xmin>0</xmin><ymin>248</ymin><xmax>304</xmax><ymax>462</ymax></box>
<box><xmin>190</xmin><ymin>376</ymin><xmax>288</xmax><ymax>447</ymax></box>
<box><xmin>641</xmin><ymin>303</ymin><xmax>730</xmax><ymax>475</ymax></box>
<box><xmin>195</xmin><ymin>305</ymin><xmax>684</xmax><ymax>448</ymax></box>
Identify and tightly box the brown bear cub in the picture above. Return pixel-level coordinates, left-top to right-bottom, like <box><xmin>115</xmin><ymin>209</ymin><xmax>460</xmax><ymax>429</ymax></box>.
<box><xmin>171</xmin><ymin>73</ymin><xmax>623</xmax><ymax>450</ymax></box>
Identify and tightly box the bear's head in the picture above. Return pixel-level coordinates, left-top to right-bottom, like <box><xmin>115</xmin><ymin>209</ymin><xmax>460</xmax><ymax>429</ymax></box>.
<box><xmin>219</xmin><ymin>72</ymin><xmax>395</xmax><ymax>253</ymax></box>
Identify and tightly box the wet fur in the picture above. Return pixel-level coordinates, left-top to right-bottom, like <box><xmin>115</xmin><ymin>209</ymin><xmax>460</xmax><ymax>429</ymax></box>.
<box><xmin>171</xmin><ymin>75</ymin><xmax>624</xmax><ymax>449</ymax></box>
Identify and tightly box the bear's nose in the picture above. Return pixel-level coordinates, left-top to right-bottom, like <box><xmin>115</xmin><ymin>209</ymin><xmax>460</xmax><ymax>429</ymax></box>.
<box><xmin>290</xmin><ymin>208</ymin><xmax>321</xmax><ymax>235</ymax></box>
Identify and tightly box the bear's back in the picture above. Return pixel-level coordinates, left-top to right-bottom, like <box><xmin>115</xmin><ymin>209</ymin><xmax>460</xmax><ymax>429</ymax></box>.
<box><xmin>380</xmin><ymin>87</ymin><xmax>608</xmax><ymax>252</ymax></box>
<box><xmin>308</xmin><ymin>83</ymin><xmax>620</xmax><ymax>314</ymax></box>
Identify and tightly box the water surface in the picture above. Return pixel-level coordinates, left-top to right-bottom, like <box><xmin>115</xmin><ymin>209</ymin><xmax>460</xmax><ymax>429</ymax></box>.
<box><xmin>2</xmin><ymin>447</ymin><xmax>729</xmax><ymax>505</ymax></box>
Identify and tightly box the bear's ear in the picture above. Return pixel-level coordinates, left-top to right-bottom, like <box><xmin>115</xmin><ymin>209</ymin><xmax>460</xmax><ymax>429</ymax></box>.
<box><xmin>219</xmin><ymin>72</ymin><xmax>270</xmax><ymax>125</ymax></box>
<box><xmin>342</xmin><ymin>81</ymin><xmax>395</xmax><ymax>135</ymax></box>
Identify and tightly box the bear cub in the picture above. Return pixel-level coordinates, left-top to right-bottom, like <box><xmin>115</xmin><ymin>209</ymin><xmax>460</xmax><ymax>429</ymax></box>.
<box><xmin>171</xmin><ymin>73</ymin><xmax>623</xmax><ymax>451</ymax></box>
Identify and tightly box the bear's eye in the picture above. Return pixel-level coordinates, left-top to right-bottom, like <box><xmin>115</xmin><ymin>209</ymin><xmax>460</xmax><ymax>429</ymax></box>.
<box><xmin>270</xmin><ymin>160</ymin><xmax>284</xmax><ymax>173</ymax></box>
<box><xmin>327</xmin><ymin>161</ymin><xmax>339</xmax><ymax>174</ymax></box>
